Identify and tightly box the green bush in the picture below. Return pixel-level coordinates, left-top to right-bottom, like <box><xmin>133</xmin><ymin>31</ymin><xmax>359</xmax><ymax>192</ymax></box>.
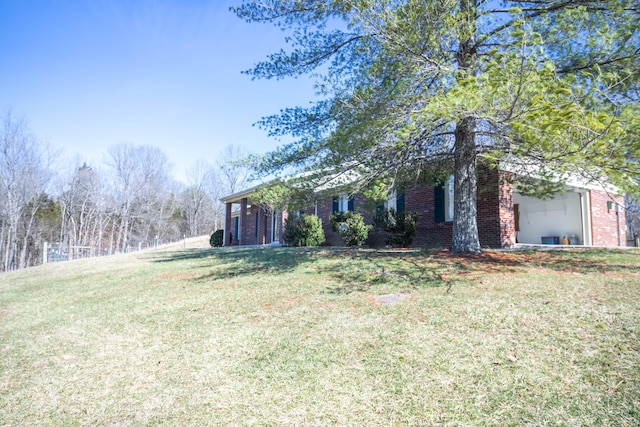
<box><xmin>375</xmin><ymin>208</ymin><xmax>418</xmax><ymax>247</ymax></box>
<box><xmin>283</xmin><ymin>214</ymin><xmax>326</xmax><ymax>247</ymax></box>
<box><xmin>329</xmin><ymin>211</ymin><xmax>372</xmax><ymax>246</ymax></box>
<box><xmin>210</xmin><ymin>229</ymin><xmax>224</xmax><ymax>247</ymax></box>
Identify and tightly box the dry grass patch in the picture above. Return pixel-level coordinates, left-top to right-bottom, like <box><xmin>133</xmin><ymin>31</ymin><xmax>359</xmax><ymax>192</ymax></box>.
<box><xmin>0</xmin><ymin>247</ymin><xmax>638</xmax><ymax>425</ymax></box>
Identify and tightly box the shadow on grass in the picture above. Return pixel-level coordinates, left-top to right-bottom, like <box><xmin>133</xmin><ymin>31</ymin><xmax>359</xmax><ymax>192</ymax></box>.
<box><xmin>439</xmin><ymin>249</ymin><xmax>640</xmax><ymax>275</ymax></box>
<box><xmin>321</xmin><ymin>248</ymin><xmax>640</xmax><ymax>294</ymax></box>
<box><xmin>147</xmin><ymin>246</ymin><xmax>448</xmax><ymax>291</ymax></box>
<box><xmin>147</xmin><ymin>246</ymin><xmax>640</xmax><ymax>292</ymax></box>
<box><xmin>148</xmin><ymin>246</ymin><xmax>325</xmax><ymax>282</ymax></box>
<box><xmin>321</xmin><ymin>251</ymin><xmax>450</xmax><ymax>295</ymax></box>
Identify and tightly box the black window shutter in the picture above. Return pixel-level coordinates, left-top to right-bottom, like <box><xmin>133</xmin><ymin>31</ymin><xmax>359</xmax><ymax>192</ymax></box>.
<box><xmin>332</xmin><ymin>196</ymin><xmax>339</xmax><ymax>213</ymax></box>
<box><xmin>348</xmin><ymin>196</ymin><xmax>355</xmax><ymax>212</ymax></box>
<box><xmin>434</xmin><ymin>185</ymin><xmax>445</xmax><ymax>223</ymax></box>
<box><xmin>375</xmin><ymin>202</ymin><xmax>384</xmax><ymax>219</ymax></box>
<box><xmin>396</xmin><ymin>191</ymin><xmax>405</xmax><ymax>214</ymax></box>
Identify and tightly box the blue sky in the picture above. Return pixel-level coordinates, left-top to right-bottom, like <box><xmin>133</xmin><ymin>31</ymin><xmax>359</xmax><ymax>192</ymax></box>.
<box><xmin>0</xmin><ymin>0</ymin><xmax>319</xmax><ymax>183</ymax></box>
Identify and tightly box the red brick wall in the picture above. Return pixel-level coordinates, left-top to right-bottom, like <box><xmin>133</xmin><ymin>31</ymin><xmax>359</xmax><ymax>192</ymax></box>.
<box><xmin>590</xmin><ymin>190</ymin><xmax>626</xmax><ymax>246</ymax></box>
<box><xmin>244</xmin><ymin>205</ymin><xmax>259</xmax><ymax>246</ymax></box>
<box><xmin>404</xmin><ymin>185</ymin><xmax>451</xmax><ymax>247</ymax></box>
<box><xmin>399</xmin><ymin>167</ymin><xmax>515</xmax><ymax>249</ymax></box>
<box><xmin>304</xmin><ymin>166</ymin><xmax>516</xmax><ymax>249</ymax></box>
<box><xmin>304</xmin><ymin>194</ymin><xmax>380</xmax><ymax>246</ymax></box>
<box><xmin>226</xmin><ymin>204</ymin><xmax>281</xmax><ymax>246</ymax></box>
<box><xmin>476</xmin><ymin>168</ymin><xmax>516</xmax><ymax>249</ymax></box>
<box><xmin>313</xmin><ymin>196</ymin><xmax>337</xmax><ymax>245</ymax></box>
<box><xmin>229</xmin><ymin>183</ymin><xmax>625</xmax><ymax>249</ymax></box>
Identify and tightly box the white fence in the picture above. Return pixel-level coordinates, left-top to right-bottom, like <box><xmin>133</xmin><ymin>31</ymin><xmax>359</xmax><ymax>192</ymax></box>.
<box><xmin>42</xmin><ymin>236</ymin><xmax>211</xmax><ymax>264</ymax></box>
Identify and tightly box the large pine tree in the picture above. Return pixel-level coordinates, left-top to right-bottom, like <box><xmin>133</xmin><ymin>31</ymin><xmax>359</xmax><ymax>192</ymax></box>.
<box><xmin>233</xmin><ymin>0</ymin><xmax>640</xmax><ymax>253</ymax></box>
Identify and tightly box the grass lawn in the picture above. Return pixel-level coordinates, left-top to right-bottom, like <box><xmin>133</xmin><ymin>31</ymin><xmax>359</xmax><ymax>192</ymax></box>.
<box><xmin>0</xmin><ymin>245</ymin><xmax>639</xmax><ymax>426</ymax></box>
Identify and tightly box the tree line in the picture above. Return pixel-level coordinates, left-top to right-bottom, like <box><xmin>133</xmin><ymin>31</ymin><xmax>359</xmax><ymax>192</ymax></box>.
<box><xmin>0</xmin><ymin>110</ymin><xmax>249</xmax><ymax>271</ymax></box>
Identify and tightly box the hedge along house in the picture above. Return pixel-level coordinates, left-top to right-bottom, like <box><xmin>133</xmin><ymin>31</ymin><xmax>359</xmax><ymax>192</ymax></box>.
<box><xmin>221</xmin><ymin>166</ymin><xmax>626</xmax><ymax>248</ymax></box>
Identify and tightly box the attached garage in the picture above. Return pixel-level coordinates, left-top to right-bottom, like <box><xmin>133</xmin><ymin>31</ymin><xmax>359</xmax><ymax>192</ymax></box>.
<box><xmin>514</xmin><ymin>190</ymin><xmax>592</xmax><ymax>245</ymax></box>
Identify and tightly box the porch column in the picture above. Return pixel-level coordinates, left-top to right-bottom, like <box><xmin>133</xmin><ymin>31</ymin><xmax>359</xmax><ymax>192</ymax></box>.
<box><xmin>239</xmin><ymin>198</ymin><xmax>248</xmax><ymax>245</ymax></box>
<box><xmin>256</xmin><ymin>205</ymin><xmax>265</xmax><ymax>244</ymax></box>
<box><xmin>224</xmin><ymin>202</ymin><xmax>233</xmax><ymax>246</ymax></box>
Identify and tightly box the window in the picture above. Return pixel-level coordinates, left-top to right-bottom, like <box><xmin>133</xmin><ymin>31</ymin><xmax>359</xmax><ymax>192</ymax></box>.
<box><xmin>397</xmin><ymin>191</ymin><xmax>405</xmax><ymax>214</ymax></box>
<box><xmin>377</xmin><ymin>190</ymin><xmax>405</xmax><ymax>216</ymax></box>
<box><xmin>388</xmin><ymin>192</ymin><xmax>397</xmax><ymax>212</ymax></box>
<box><xmin>444</xmin><ymin>176</ymin><xmax>454</xmax><ymax>222</ymax></box>
<box><xmin>435</xmin><ymin>176</ymin><xmax>454</xmax><ymax>223</ymax></box>
<box><xmin>332</xmin><ymin>195</ymin><xmax>354</xmax><ymax>213</ymax></box>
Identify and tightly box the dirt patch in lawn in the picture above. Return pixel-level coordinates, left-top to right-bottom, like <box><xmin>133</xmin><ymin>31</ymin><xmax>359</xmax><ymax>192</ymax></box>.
<box><xmin>367</xmin><ymin>291</ymin><xmax>413</xmax><ymax>305</ymax></box>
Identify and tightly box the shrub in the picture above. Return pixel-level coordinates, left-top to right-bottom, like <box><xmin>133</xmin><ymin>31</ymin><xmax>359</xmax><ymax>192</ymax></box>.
<box><xmin>375</xmin><ymin>208</ymin><xmax>418</xmax><ymax>247</ymax></box>
<box><xmin>210</xmin><ymin>229</ymin><xmax>224</xmax><ymax>247</ymax></box>
<box><xmin>329</xmin><ymin>211</ymin><xmax>372</xmax><ymax>246</ymax></box>
<box><xmin>283</xmin><ymin>214</ymin><xmax>326</xmax><ymax>247</ymax></box>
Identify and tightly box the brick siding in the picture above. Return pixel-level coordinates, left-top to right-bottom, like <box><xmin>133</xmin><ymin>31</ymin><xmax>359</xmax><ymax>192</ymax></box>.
<box><xmin>226</xmin><ymin>168</ymin><xmax>624</xmax><ymax>249</ymax></box>
<box><xmin>225</xmin><ymin>203</ymin><xmax>287</xmax><ymax>246</ymax></box>
<box><xmin>590</xmin><ymin>190</ymin><xmax>626</xmax><ymax>246</ymax></box>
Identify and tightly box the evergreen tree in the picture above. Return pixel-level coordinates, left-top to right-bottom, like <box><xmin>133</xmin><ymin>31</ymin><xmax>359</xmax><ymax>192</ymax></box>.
<box><xmin>233</xmin><ymin>0</ymin><xmax>640</xmax><ymax>253</ymax></box>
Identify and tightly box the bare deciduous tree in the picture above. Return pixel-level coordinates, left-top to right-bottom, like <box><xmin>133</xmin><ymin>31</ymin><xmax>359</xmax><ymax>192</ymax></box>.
<box><xmin>217</xmin><ymin>144</ymin><xmax>251</xmax><ymax>195</ymax></box>
<box><xmin>180</xmin><ymin>160</ymin><xmax>219</xmax><ymax>237</ymax></box>
<box><xmin>106</xmin><ymin>143</ymin><xmax>172</xmax><ymax>253</ymax></box>
<box><xmin>0</xmin><ymin>109</ymin><xmax>56</xmax><ymax>270</ymax></box>
<box><xmin>59</xmin><ymin>161</ymin><xmax>113</xmax><ymax>257</ymax></box>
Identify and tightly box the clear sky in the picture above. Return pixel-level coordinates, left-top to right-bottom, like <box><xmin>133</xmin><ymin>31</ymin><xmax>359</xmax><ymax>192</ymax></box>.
<box><xmin>0</xmin><ymin>0</ymin><xmax>318</xmax><ymax>183</ymax></box>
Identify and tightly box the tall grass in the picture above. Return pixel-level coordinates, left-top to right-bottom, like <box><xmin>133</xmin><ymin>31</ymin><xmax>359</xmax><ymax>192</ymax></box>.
<box><xmin>1</xmin><ymin>247</ymin><xmax>638</xmax><ymax>426</ymax></box>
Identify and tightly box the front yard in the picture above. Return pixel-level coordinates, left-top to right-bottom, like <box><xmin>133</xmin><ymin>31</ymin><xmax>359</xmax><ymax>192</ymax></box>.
<box><xmin>0</xmin><ymin>247</ymin><xmax>638</xmax><ymax>425</ymax></box>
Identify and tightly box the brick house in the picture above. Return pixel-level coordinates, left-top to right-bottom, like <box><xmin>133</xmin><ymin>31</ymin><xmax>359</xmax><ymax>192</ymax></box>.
<box><xmin>221</xmin><ymin>167</ymin><xmax>626</xmax><ymax>248</ymax></box>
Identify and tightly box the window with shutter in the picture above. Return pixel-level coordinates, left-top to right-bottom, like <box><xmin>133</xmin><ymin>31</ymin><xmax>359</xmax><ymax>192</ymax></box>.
<box><xmin>445</xmin><ymin>176</ymin><xmax>454</xmax><ymax>221</ymax></box>
<box><xmin>333</xmin><ymin>195</ymin><xmax>353</xmax><ymax>213</ymax></box>
<box><xmin>396</xmin><ymin>190</ymin><xmax>405</xmax><ymax>214</ymax></box>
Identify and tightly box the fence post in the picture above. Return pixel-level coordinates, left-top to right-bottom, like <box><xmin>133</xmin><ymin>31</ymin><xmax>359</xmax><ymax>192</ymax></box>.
<box><xmin>43</xmin><ymin>242</ymin><xmax>48</xmax><ymax>264</ymax></box>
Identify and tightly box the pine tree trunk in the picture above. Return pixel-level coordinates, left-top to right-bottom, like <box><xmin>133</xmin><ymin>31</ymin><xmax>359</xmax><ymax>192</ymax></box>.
<box><xmin>452</xmin><ymin>117</ymin><xmax>481</xmax><ymax>253</ymax></box>
<box><xmin>451</xmin><ymin>0</ymin><xmax>481</xmax><ymax>254</ymax></box>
